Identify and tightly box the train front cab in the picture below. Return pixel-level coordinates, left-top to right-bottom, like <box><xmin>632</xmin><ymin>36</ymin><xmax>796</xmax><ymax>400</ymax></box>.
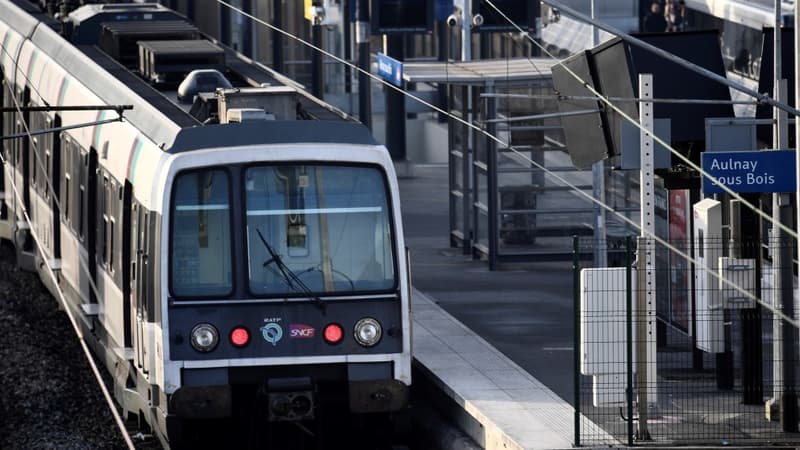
<box><xmin>156</xmin><ymin>150</ymin><xmax>412</xmax><ymax>441</ymax></box>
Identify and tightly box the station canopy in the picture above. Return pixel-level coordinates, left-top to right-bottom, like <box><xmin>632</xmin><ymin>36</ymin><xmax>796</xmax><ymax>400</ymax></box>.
<box><xmin>402</xmin><ymin>58</ymin><xmax>557</xmax><ymax>85</ymax></box>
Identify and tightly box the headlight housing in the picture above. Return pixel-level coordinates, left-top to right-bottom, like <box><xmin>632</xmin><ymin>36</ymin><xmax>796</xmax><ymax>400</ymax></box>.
<box><xmin>191</xmin><ymin>323</ymin><xmax>219</xmax><ymax>352</ymax></box>
<box><xmin>353</xmin><ymin>317</ymin><xmax>382</xmax><ymax>347</ymax></box>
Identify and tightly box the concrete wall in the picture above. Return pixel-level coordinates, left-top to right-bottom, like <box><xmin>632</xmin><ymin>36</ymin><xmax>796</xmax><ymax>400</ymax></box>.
<box><xmin>371</xmin><ymin>116</ymin><xmax>449</xmax><ymax>165</ymax></box>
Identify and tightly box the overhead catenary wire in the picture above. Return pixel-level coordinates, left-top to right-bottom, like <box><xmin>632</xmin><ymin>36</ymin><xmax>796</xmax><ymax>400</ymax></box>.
<box><xmin>0</xmin><ymin>1</ymin><xmax>785</xmax><ymax>446</ymax></box>
<box><xmin>485</xmin><ymin>0</ymin><xmax>800</xmax><ymax>242</ymax></box>
<box><xmin>0</xmin><ymin>40</ymin><xmax>119</xmax><ymax>312</ymax></box>
<box><xmin>213</xmin><ymin>0</ymin><xmax>800</xmax><ymax>328</ymax></box>
<box><xmin>542</xmin><ymin>0</ymin><xmax>800</xmax><ymax>117</ymax></box>
<box><xmin>479</xmin><ymin>0</ymin><xmax>800</xmax><ymax>326</ymax></box>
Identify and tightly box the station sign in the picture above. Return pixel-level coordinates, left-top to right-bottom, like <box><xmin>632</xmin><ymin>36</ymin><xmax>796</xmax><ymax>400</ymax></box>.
<box><xmin>701</xmin><ymin>150</ymin><xmax>796</xmax><ymax>194</ymax></box>
<box><xmin>377</xmin><ymin>52</ymin><xmax>403</xmax><ymax>87</ymax></box>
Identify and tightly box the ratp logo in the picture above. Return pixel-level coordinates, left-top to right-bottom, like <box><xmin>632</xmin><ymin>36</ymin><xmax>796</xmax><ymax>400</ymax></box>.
<box><xmin>260</xmin><ymin>323</ymin><xmax>283</xmax><ymax>346</ymax></box>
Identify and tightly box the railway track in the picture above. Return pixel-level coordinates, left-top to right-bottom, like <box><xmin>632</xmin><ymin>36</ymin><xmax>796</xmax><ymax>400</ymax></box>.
<box><xmin>0</xmin><ymin>244</ymin><xmax>130</xmax><ymax>449</ymax></box>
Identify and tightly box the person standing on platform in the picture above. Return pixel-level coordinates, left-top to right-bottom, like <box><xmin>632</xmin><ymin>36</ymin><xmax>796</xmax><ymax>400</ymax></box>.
<box><xmin>666</xmin><ymin>0</ymin><xmax>686</xmax><ymax>32</ymax></box>
<box><xmin>642</xmin><ymin>1</ymin><xmax>667</xmax><ymax>33</ymax></box>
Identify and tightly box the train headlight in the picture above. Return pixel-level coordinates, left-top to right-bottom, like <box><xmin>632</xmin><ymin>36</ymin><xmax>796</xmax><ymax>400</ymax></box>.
<box><xmin>191</xmin><ymin>323</ymin><xmax>219</xmax><ymax>352</ymax></box>
<box><xmin>354</xmin><ymin>318</ymin><xmax>382</xmax><ymax>347</ymax></box>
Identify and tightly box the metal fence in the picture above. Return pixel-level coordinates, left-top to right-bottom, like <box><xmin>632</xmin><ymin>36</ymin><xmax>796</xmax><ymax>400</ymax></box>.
<box><xmin>574</xmin><ymin>236</ymin><xmax>800</xmax><ymax>447</ymax></box>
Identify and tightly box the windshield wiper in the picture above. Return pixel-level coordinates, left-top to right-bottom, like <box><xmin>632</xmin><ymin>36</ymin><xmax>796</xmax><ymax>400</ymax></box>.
<box><xmin>255</xmin><ymin>228</ymin><xmax>326</xmax><ymax>313</ymax></box>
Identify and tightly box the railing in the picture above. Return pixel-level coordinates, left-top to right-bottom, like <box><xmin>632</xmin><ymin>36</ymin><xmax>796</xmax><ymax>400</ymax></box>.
<box><xmin>574</xmin><ymin>236</ymin><xmax>800</xmax><ymax>447</ymax></box>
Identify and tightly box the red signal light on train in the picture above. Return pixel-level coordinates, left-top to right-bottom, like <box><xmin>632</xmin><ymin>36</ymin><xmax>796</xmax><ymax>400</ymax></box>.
<box><xmin>323</xmin><ymin>323</ymin><xmax>344</xmax><ymax>344</ymax></box>
<box><xmin>230</xmin><ymin>327</ymin><xmax>250</xmax><ymax>347</ymax></box>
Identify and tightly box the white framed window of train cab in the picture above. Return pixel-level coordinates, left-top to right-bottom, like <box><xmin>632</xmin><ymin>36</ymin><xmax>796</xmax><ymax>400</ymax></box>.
<box><xmin>169</xmin><ymin>169</ymin><xmax>234</xmax><ymax>298</ymax></box>
<box><xmin>100</xmin><ymin>174</ymin><xmax>116</xmax><ymax>273</ymax></box>
<box><xmin>244</xmin><ymin>163</ymin><xmax>397</xmax><ymax>296</ymax></box>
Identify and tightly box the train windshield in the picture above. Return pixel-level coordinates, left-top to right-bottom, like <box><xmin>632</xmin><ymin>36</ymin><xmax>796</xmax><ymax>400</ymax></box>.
<box><xmin>170</xmin><ymin>170</ymin><xmax>233</xmax><ymax>297</ymax></box>
<box><xmin>245</xmin><ymin>164</ymin><xmax>396</xmax><ymax>295</ymax></box>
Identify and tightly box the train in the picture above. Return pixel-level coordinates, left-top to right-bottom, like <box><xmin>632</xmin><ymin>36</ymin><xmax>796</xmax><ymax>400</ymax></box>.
<box><xmin>0</xmin><ymin>0</ymin><xmax>411</xmax><ymax>447</ymax></box>
<box><xmin>682</xmin><ymin>0</ymin><xmax>794</xmax><ymax>81</ymax></box>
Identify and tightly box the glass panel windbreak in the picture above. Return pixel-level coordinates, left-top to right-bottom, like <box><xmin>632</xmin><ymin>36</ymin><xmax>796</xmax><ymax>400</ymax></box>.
<box><xmin>171</xmin><ymin>170</ymin><xmax>233</xmax><ymax>297</ymax></box>
<box><xmin>245</xmin><ymin>165</ymin><xmax>395</xmax><ymax>295</ymax></box>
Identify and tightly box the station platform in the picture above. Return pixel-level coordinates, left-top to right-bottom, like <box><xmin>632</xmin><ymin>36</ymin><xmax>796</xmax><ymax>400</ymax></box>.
<box><xmin>400</xmin><ymin>163</ymin><xmax>613</xmax><ymax>449</ymax></box>
<box><xmin>411</xmin><ymin>288</ymin><xmax>613</xmax><ymax>449</ymax></box>
<box><xmin>399</xmin><ymin>163</ymin><xmax>800</xmax><ymax>450</ymax></box>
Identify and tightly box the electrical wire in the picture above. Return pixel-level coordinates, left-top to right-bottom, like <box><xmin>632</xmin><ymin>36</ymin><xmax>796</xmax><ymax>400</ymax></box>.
<box><xmin>0</xmin><ymin>39</ymin><xmax>116</xmax><ymax>321</ymax></box>
<box><xmin>484</xmin><ymin>0</ymin><xmax>800</xmax><ymax>241</ymax></box>
<box><xmin>0</xmin><ymin>34</ymin><xmax>135</xmax><ymax>450</ymax></box>
<box><xmin>213</xmin><ymin>0</ymin><xmax>800</xmax><ymax>327</ymax></box>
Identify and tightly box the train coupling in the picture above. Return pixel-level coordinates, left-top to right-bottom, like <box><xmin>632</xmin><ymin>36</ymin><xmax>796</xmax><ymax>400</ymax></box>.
<box><xmin>261</xmin><ymin>377</ymin><xmax>315</xmax><ymax>422</ymax></box>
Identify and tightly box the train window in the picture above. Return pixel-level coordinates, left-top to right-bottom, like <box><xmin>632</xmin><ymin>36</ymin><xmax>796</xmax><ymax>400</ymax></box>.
<box><xmin>79</xmin><ymin>184</ymin><xmax>85</xmax><ymax>239</ymax></box>
<box><xmin>2</xmin><ymin>80</ymin><xmax>12</xmax><ymax>158</ymax></box>
<box><xmin>64</xmin><ymin>174</ymin><xmax>70</xmax><ymax>222</ymax></box>
<box><xmin>109</xmin><ymin>217</ymin><xmax>115</xmax><ymax>272</ymax></box>
<box><xmin>0</xmin><ymin>72</ymin><xmax>3</xmax><ymax>138</ymax></box>
<box><xmin>30</xmin><ymin>111</ymin><xmax>38</xmax><ymax>189</ymax></box>
<box><xmin>244</xmin><ymin>165</ymin><xmax>396</xmax><ymax>295</ymax></box>
<box><xmin>102</xmin><ymin>215</ymin><xmax>109</xmax><ymax>265</ymax></box>
<box><xmin>170</xmin><ymin>169</ymin><xmax>233</xmax><ymax>297</ymax></box>
<box><xmin>102</xmin><ymin>176</ymin><xmax>111</xmax><ymax>269</ymax></box>
<box><xmin>45</xmin><ymin>149</ymin><xmax>50</xmax><ymax>199</ymax></box>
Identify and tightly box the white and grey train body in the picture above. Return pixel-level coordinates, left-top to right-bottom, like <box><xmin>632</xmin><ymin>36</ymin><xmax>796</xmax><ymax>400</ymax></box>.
<box><xmin>0</xmin><ymin>1</ymin><xmax>410</xmax><ymax>444</ymax></box>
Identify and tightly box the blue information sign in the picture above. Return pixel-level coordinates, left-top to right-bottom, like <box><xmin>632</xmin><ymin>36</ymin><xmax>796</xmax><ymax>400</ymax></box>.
<box><xmin>377</xmin><ymin>52</ymin><xmax>404</xmax><ymax>87</ymax></box>
<box><xmin>701</xmin><ymin>150</ymin><xmax>796</xmax><ymax>194</ymax></box>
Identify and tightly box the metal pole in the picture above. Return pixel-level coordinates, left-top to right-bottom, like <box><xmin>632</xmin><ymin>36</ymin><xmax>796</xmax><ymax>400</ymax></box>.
<box><xmin>636</xmin><ymin>73</ymin><xmax>655</xmax><ymax>440</ymax></box>
<box><xmin>636</xmin><ymin>236</ymin><xmax>650</xmax><ymax>441</ymax></box>
<box><xmin>625</xmin><ymin>235</ymin><xmax>634</xmax><ymax>446</ymax></box>
<box><xmin>767</xmin><ymin>0</ymin><xmax>786</xmax><ymax>415</ymax></box>
<box><xmin>272</xmin><ymin>0</ymin><xmax>283</xmax><ymax>73</ymax></box>
<box><xmin>462</xmin><ymin>0</ymin><xmax>472</xmax><ymax>61</ymax></box>
<box><xmin>437</xmin><ymin>18</ymin><xmax>448</xmax><ymax>123</ymax></box>
<box><xmin>769</xmin><ymin>74</ymin><xmax>789</xmax><ymax>420</ymax></box>
<box><xmin>794</xmin><ymin>0</ymin><xmax>800</xmax><ymax>360</ymax></box>
<box><xmin>356</xmin><ymin>0</ymin><xmax>371</xmax><ymax>129</ymax></box>
<box><xmin>590</xmin><ymin>0</ymin><xmax>606</xmax><ymax>267</ymax></box>
<box><xmin>590</xmin><ymin>0</ymin><xmax>600</xmax><ymax>47</ymax></box>
<box><xmin>779</xmin><ymin>191</ymin><xmax>798</xmax><ymax>431</ymax></box>
<box><xmin>487</xmin><ymin>86</ymin><xmax>498</xmax><ymax>269</ymax></box>
<box><xmin>343</xmin><ymin>0</ymin><xmax>352</xmax><ymax>94</ymax></box>
<box><xmin>542</xmin><ymin>0</ymin><xmax>800</xmax><ymax>118</ymax></box>
<box><xmin>311</xmin><ymin>19</ymin><xmax>324</xmax><ymax>99</ymax></box>
<box><xmin>572</xmin><ymin>235</ymin><xmax>581</xmax><ymax>447</ymax></box>
<box><xmin>384</xmin><ymin>35</ymin><xmax>406</xmax><ymax>160</ymax></box>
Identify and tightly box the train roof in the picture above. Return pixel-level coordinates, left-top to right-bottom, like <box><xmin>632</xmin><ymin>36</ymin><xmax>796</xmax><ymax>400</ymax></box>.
<box><xmin>5</xmin><ymin>0</ymin><xmax>60</xmax><ymax>35</ymax></box>
<box><xmin>29</xmin><ymin>23</ymin><xmax>186</xmax><ymax>149</ymax></box>
<box><xmin>1</xmin><ymin>1</ymin><xmax>358</xmax><ymax>153</ymax></box>
<box><xmin>68</xmin><ymin>2</ymin><xmax>185</xmax><ymax>44</ymax></box>
<box><xmin>168</xmin><ymin>121</ymin><xmax>379</xmax><ymax>154</ymax></box>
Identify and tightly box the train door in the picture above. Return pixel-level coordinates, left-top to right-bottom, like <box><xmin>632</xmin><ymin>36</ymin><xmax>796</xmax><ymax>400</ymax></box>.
<box><xmin>120</xmin><ymin>181</ymin><xmax>132</xmax><ymax>349</ymax></box>
<box><xmin>0</xmin><ymin>69</ymin><xmax>6</xmax><ymax>209</ymax></box>
<box><xmin>82</xmin><ymin>147</ymin><xmax>98</xmax><ymax>303</ymax></box>
<box><xmin>132</xmin><ymin>203</ymin><xmax>149</xmax><ymax>373</ymax></box>
<box><xmin>50</xmin><ymin>115</ymin><xmax>61</xmax><ymax>259</ymax></box>
<box><xmin>15</xmin><ymin>86</ymin><xmax>30</xmax><ymax>225</ymax></box>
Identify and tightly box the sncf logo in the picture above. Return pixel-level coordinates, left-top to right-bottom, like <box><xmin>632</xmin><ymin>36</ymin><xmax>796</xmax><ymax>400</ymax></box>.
<box><xmin>289</xmin><ymin>324</ymin><xmax>315</xmax><ymax>339</ymax></box>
